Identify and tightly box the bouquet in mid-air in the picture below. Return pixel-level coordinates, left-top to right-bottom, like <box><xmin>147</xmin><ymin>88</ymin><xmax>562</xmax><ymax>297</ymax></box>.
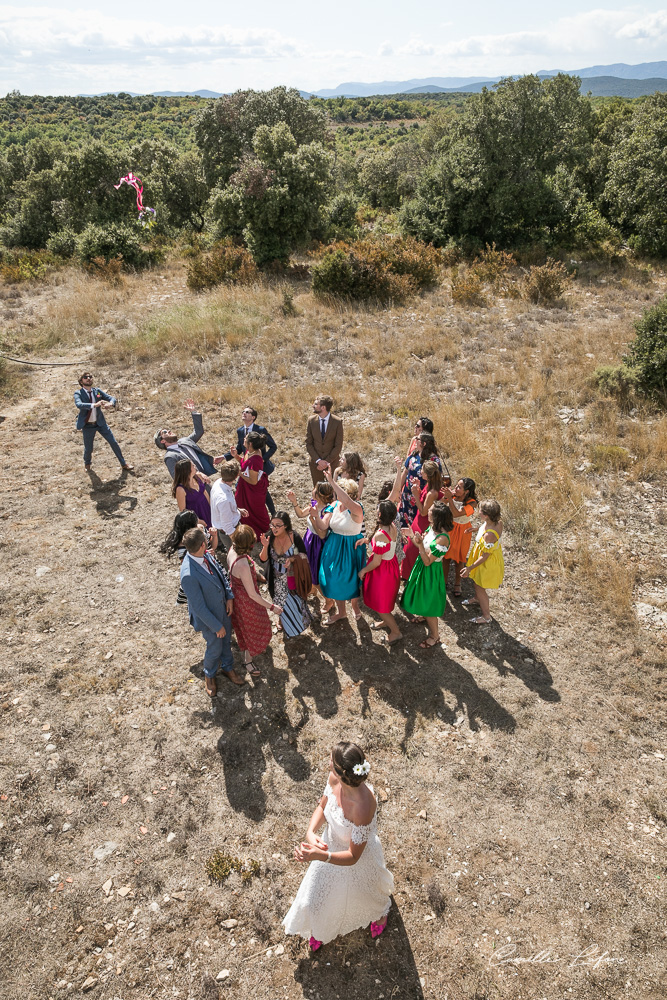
<box><xmin>114</xmin><ymin>172</ymin><xmax>156</xmax><ymax>227</ymax></box>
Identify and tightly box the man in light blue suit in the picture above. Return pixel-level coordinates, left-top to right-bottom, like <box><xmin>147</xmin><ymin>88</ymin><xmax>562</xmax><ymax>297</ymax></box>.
<box><xmin>179</xmin><ymin>527</ymin><xmax>246</xmax><ymax>697</ymax></box>
<box><xmin>74</xmin><ymin>371</ymin><xmax>133</xmax><ymax>472</ymax></box>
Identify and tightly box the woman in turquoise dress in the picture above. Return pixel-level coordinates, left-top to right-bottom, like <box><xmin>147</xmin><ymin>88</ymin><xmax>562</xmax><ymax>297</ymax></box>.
<box><xmin>402</xmin><ymin>500</ymin><xmax>453</xmax><ymax>649</ymax></box>
<box><xmin>316</xmin><ymin>467</ymin><xmax>366</xmax><ymax>624</ymax></box>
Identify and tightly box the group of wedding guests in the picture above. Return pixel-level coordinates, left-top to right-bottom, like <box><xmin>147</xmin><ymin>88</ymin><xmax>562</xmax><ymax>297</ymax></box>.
<box><xmin>157</xmin><ymin>399</ymin><xmax>504</xmax><ymax>694</ymax></box>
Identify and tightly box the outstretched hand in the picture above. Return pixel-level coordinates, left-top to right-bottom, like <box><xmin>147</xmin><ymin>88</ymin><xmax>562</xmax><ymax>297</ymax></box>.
<box><xmin>259</xmin><ymin>533</ymin><xmax>271</xmax><ymax>548</ymax></box>
<box><xmin>183</xmin><ymin>398</ymin><xmax>197</xmax><ymax>412</ymax></box>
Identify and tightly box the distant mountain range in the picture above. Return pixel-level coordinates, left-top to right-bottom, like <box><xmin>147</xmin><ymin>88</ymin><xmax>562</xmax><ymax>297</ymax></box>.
<box><xmin>79</xmin><ymin>61</ymin><xmax>667</xmax><ymax>101</ymax></box>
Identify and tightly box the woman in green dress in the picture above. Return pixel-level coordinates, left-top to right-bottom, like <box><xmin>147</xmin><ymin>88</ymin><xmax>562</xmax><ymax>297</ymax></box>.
<box><xmin>402</xmin><ymin>500</ymin><xmax>453</xmax><ymax>649</ymax></box>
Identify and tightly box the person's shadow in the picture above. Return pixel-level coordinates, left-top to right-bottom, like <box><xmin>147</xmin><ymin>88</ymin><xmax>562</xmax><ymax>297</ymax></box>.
<box><xmin>445</xmin><ymin>601</ymin><xmax>560</xmax><ymax>703</ymax></box>
<box><xmin>293</xmin><ymin>899</ymin><xmax>424</xmax><ymax>999</ymax></box>
<box><xmin>86</xmin><ymin>468</ymin><xmax>137</xmax><ymax>519</ymax></box>
<box><xmin>190</xmin><ymin>648</ymin><xmax>312</xmax><ymax>821</ymax></box>
<box><xmin>284</xmin><ymin>632</ymin><xmax>342</xmax><ymax>720</ymax></box>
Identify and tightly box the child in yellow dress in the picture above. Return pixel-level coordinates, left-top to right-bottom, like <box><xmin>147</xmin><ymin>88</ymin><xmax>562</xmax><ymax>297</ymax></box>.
<box><xmin>460</xmin><ymin>499</ymin><xmax>504</xmax><ymax>624</ymax></box>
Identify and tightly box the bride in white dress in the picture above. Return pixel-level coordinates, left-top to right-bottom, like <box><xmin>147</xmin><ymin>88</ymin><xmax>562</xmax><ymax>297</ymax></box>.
<box><xmin>283</xmin><ymin>741</ymin><xmax>394</xmax><ymax>950</ymax></box>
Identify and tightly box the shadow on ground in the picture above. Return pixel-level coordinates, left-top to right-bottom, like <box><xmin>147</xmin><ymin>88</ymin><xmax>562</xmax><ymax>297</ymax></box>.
<box><xmin>292</xmin><ymin>899</ymin><xmax>424</xmax><ymax>999</ymax></box>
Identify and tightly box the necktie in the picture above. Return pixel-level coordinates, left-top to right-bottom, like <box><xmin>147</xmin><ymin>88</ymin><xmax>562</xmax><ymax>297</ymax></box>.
<box><xmin>203</xmin><ymin>556</ymin><xmax>213</xmax><ymax>574</ymax></box>
<box><xmin>320</xmin><ymin>418</ymin><xmax>325</xmax><ymax>440</ymax></box>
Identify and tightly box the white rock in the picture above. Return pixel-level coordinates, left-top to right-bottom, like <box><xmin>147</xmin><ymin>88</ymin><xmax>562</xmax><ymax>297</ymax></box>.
<box><xmin>149</xmin><ymin>902</ymin><xmax>160</xmax><ymax>912</ymax></box>
<box><xmin>274</xmin><ymin>944</ymin><xmax>285</xmax><ymax>955</ymax></box>
<box><xmin>166</xmin><ymin>832</ymin><xmax>176</xmax><ymax>843</ymax></box>
<box><xmin>45</xmin><ymin>744</ymin><xmax>57</xmax><ymax>753</ymax></box>
<box><xmin>93</xmin><ymin>841</ymin><xmax>118</xmax><ymax>862</ymax></box>
<box><xmin>35</xmin><ymin>565</ymin><xmax>51</xmax><ymax>577</ymax></box>
<box><xmin>216</xmin><ymin>970</ymin><xmax>230</xmax><ymax>981</ymax></box>
<box><xmin>220</xmin><ymin>918</ymin><xmax>238</xmax><ymax>929</ymax></box>
<box><xmin>62</xmin><ymin>822</ymin><xmax>72</xmax><ymax>832</ymax></box>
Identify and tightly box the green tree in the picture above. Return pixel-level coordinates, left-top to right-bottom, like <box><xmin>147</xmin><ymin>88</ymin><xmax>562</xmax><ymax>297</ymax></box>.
<box><xmin>400</xmin><ymin>74</ymin><xmax>594</xmax><ymax>247</ymax></box>
<box><xmin>211</xmin><ymin>122</ymin><xmax>332</xmax><ymax>265</ymax></box>
<box><xmin>195</xmin><ymin>86</ymin><xmax>328</xmax><ymax>187</ymax></box>
<box><xmin>604</xmin><ymin>94</ymin><xmax>667</xmax><ymax>256</ymax></box>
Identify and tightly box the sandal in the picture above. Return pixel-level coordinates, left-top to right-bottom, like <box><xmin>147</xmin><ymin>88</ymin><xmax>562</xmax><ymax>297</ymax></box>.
<box><xmin>245</xmin><ymin>660</ymin><xmax>261</xmax><ymax>678</ymax></box>
<box><xmin>471</xmin><ymin>616</ymin><xmax>492</xmax><ymax>625</ymax></box>
<box><xmin>381</xmin><ymin>634</ymin><xmax>403</xmax><ymax>646</ymax></box>
<box><xmin>452</xmin><ymin>588</ymin><xmax>462</xmax><ymax>597</ymax></box>
<box><xmin>462</xmin><ymin>598</ymin><xmax>479</xmax><ymax>607</ymax></box>
<box><xmin>418</xmin><ymin>636</ymin><xmax>439</xmax><ymax>649</ymax></box>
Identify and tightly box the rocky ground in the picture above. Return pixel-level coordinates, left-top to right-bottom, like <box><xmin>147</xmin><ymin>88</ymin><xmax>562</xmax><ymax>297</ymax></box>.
<box><xmin>0</xmin><ymin>263</ymin><xmax>665</xmax><ymax>1000</ymax></box>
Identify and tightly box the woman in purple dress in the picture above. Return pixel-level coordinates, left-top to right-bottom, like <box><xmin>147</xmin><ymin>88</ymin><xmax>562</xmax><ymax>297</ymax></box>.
<box><xmin>287</xmin><ymin>481</ymin><xmax>335</xmax><ymax>615</ymax></box>
<box><xmin>172</xmin><ymin>459</ymin><xmax>217</xmax><ymax>542</ymax></box>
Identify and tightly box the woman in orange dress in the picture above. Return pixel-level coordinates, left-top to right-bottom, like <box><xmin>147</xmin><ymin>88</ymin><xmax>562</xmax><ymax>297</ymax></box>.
<box><xmin>441</xmin><ymin>478</ymin><xmax>478</xmax><ymax>597</ymax></box>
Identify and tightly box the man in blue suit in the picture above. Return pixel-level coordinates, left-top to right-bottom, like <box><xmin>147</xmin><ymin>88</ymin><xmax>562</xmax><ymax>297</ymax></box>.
<box><xmin>74</xmin><ymin>372</ymin><xmax>133</xmax><ymax>472</ymax></box>
<box><xmin>179</xmin><ymin>527</ymin><xmax>246</xmax><ymax>696</ymax></box>
<box><xmin>225</xmin><ymin>405</ymin><xmax>278</xmax><ymax>515</ymax></box>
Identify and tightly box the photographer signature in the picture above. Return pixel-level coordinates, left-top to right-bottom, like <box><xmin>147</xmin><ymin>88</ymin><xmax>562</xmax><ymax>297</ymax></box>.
<box><xmin>489</xmin><ymin>943</ymin><xmax>625</xmax><ymax>971</ymax></box>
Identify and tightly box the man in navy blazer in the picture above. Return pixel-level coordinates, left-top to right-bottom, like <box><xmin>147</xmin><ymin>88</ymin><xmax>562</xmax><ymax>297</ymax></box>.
<box><xmin>74</xmin><ymin>372</ymin><xmax>133</xmax><ymax>472</ymax></box>
<box><xmin>155</xmin><ymin>399</ymin><xmax>220</xmax><ymax>481</ymax></box>
<box><xmin>225</xmin><ymin>405</ymin><xmax>278</xmax><ymax>515</ymax></box>
<box><xmin>179</xmin><ymin>527</ymin><xmax>246</xmax><ymax>696</ymax></box>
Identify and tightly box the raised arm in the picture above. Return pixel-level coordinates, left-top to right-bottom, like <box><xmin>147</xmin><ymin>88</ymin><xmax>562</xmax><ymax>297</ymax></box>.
<box><xmin>323</xmin><ymin>468</ymin><xmax>363</xmax><ymax>520</ymax></box>
<box><xmin>286</xmin><ymin>490</ymin><xmax>310</xmax><ymax>519</ymax></box>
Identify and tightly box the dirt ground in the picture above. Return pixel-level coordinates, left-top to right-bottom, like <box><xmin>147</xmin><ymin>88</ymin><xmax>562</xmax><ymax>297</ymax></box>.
<box><xmin>0</xmin><ymin>264</ymin><xmax>665</xmax><ymax>1000</ymax></box>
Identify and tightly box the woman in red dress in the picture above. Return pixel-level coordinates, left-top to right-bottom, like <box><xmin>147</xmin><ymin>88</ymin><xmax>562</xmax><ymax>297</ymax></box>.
<box><xmin>227</xmin><ymin>525</ymin><xmax>282</xmax><ymax>676</ymax></box>
<box><xmin>232</xmin><ymin>430</ymin><xmax>270</xmax><ymax>537</ymax></box>
<box><xmin>400</xmin><ymin>461</ymin><xmax>446</xmax><ymax>582</ymax></box>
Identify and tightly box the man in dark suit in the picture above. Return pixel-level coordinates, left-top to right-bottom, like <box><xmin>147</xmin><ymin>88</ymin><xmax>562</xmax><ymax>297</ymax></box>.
<box><xmin>225</xmin><ymin>405</ymin><xmax>278</xmax><ymax>515</ymax></box>
<box><xmin>179</xmin><ymin>527</ymin><xmax>246</xmax><ymax>696</ymax></box>
<box><xmin>155</xmin><ymin>399</ymin><xmax>221</xmax><ymax>480</ymax></box>
<box><xmin>306</xmin><ymin>394</ymin><xmax>344</xmax><ymax>485</ymax></box>
<box><xmin>74</xmin><ymin>372</ymin><xmax>133</xmax><ymax>472</ymax></box>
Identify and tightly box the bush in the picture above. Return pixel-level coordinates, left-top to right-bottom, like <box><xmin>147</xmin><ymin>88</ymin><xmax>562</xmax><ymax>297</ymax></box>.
<box><xmin>46</xmin><ymin>228</ymin><xmax>77</xmax><ymax>259</ymax></box>
<box><xmin>450</xmin><ymin>266</ymin><xmax>486</xmax><ymax>306</ymax></box>
<box><xmin>0</xmin><ymin>249</ymin><xmax>57</xmax><ymax>282</ymax></box>
<box><xmin>311</xmin><ymin>235</ymin><xmax>440</xmax><ymax>302</ymax></box>
<box><xmin>75</xmin><ymin>222</ymin><xmax>153</xmax><ymax>269</ymax></box>
<box><xmin>84</xmin><ymin>255</ymin><xmax>124</xmax><ymax>285</ymax></box>
<box><xmin>186</xmin><ymin>239</ymin><xmax>259</xmax><ymax>291</ymax></box>
<box><xmin>624</xmin><ymin>295</ymin><xmax>667</xmax><ymax>402</ymax></box>
<box><xmin>324</xmin><ymin>193</ymin><xmax>359</xmax><ymax>240</ymax></box>
<box><xmin>470</xmin><ymin>243</ymin><xmax>519</xmax><ymax>296</ymax></box>
<box><xmin>521</xmin><ymin>258</ymin><xmax>569</xmax><ymax>305</ymax></box>
<box><xmin>589</xmin><ymin>444</ymin><xmax>631</xmax><ymax>472</ymax></box>
<box><xmin>593</xmin><ymin>364</ymin><xmax>638</xmax><ymax>406</ymax></box>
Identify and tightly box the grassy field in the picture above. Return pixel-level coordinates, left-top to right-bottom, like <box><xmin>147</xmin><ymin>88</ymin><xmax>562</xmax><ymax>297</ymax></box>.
<box><xmin>0</xmin><ymin>256</ymin><xmax>665</xmax><ymax>999</ymax></box>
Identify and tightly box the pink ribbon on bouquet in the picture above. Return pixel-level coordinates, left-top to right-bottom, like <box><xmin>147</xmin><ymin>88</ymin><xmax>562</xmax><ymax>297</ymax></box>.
<box><xmin>114</xmin><ymin>172</ymin><xmax>145</xmax><ymax>213</ymax></box>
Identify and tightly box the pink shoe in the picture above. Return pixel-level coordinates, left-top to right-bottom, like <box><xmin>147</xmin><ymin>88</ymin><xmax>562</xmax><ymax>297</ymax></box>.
<box><xmin>370</xmin><ymin>919</ymin><xmax>387</xmax><ymax>938</ymax></box>
<box><xmin>309</xmin><ymin>936</ymin><xmax>322</xmax><ymax>951</ymax></box>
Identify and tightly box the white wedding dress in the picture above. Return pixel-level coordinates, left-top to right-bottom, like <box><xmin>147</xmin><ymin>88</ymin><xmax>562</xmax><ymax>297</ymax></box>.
<box><xmin>282</xmin><ymin>782</ymin><xmax>394</xmax><ymax>945</ymax></box>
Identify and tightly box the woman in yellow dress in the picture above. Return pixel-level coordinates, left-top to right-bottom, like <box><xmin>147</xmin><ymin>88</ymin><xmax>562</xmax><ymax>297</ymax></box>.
<box><xmin>460</xmin><ymin>499</ymin><xmax>504</xmax><ymax>624</ymax></box>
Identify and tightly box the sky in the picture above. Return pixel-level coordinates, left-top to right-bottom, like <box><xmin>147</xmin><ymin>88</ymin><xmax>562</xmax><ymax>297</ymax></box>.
<box><xmin>3</xmin><ymin>1</ymin><xmax>667</xmax><ymax>95</ymax></box>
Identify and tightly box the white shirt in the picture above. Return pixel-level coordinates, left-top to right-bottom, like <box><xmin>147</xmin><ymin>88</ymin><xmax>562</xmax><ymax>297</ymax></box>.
<box><xmin>190</xmin><ymin>553</ymin><xmax>208</xmax><ymax>568</ymax></box>
<box><xmin>86</xmin><ymin>388</ymin><xmax>97</xmax><ymax>425</ymax></box>
<box><xmin>210</xmin><ymin>479</ymin><xmax>241</xmax><ymax>535</ymax></box>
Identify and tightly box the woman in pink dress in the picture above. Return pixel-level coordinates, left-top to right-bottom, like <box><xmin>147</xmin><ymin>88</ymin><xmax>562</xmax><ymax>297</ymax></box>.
<box><xmin>227</xmin><ymin>525</ymin><xmax>282</xmax><ymax>677</ymax></box>
<box><xmin>232</xmin><ymin>431</ymin><xmax>270</xmax><ymax>537</ymax></box>
<box><xmin>358</xmin><ymin>501</ymin><xmax>401</xmax><ymax>645</ymax></box>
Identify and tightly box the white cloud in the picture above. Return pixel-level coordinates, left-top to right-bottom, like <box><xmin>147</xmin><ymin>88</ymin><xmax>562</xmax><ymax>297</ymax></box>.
<box><xmin>2</xmin><ymin>4</ymin><xmax>667</xmax><ymax>94</ymax></box>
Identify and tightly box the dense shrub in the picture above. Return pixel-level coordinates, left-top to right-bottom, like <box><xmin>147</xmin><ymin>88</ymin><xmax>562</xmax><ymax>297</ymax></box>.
<box><xmin>521</xmin><ymin>259</ymin><xmax>569</xmax><ymax>304</ymax></box>
<box><xmin>46</xmin><ymin>227</ymin><xmax>77</xmax><ymax>258</ymax></box>
<box><xmin>624</xmin><ymin>295</ymin><xmax>667</xmax><ymax>402</ymax></box>
<box><xmin>312</xmin><ymin>235</ymin><xmax>440</xmax><ymax>302</ymax></box>
<box><xmin>75</xmin><ymin>222</ymin><xmax>153</xmax><ymax>269</ymax></box>
<box><xmin>0</xmin><ymin>248</ymin><xmax>58</xmax><ymax>282</ymax></box>
<box><xmin>450</xmin><ymin>266</ymin><xmax>486</xmax><ymax>306</ymax></box>
<box><xmin>186</xmin><ymin>239</ymin><xmax>259</xmax><ymax>291</ymax></box>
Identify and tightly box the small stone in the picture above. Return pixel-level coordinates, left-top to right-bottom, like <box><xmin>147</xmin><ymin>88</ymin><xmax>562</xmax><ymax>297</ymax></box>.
<box><xmin>378</xmin><ymin>789</ymin><xmax>388</xmax><ymax>802</ymax></box>
<box><xmin>149</xmin><ymin>902</ymin><xmax>160</xmax><ymax>912</ymax></box>
<box><xmin>45</xmin><ymin>744</ymin><xmax>57</xmax><ymax>753</ymax></box>
<box><xmin>216</xmin><ymin>970</ymin><xmax>230</xmax><ymax>982</ymax></box>
<box><xmin>62</xmin><ymin>822</ymin><xmax>72</xmax><ymax>832</ymax></box>
<box><xmin>274</xmin><ymin>944</ymin><xmax>285</xmax><ymax>955</ymax></box>
<box><xmin>93</xmin><ymin>842</ymin><xmax>118</xmax><ymax>862</ymax></box>
<box><xmin>102</xmin><ymin>878</ymin><xmax>113</xmax><ymax>896</ymax></box>
<box><xmin>81</xmin><ymin>977</ymin><xmax>97</xmax><ymax>992</ymax></box>
<box><xmin>417</xmin><ymin>810</ymin><xmax>427</xmax><ymax>820</ymax></box>
<box><xmin>104</xmin><ymin>651</ymin><xmax>113</xmax><ymax>660</ymax></box>
<box><xmin>166</xmin><ymin>832</ymin><xmax>176</xmax><ymax>843</ymax></box>
<box><xmin>220</xmin><ymin>918</ymin><xmax>238</xmax><ymax>929</ymax></box>
<box><xmin>35</xmin><ymin>565</ymin><xmax>51</xmax><ymax>577</ymax></box>
<box><xmin>46</xmin><ymin>824</ymin><xmax>53</xmax><ymax>832</ymax></box>
<box><xmin>117</xmin><ymin>886</ymin><xmax>132</xmax><ymax>897</ymax></box>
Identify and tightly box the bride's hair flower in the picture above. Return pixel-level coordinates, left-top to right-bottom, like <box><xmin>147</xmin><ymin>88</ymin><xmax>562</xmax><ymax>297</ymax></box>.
<box><xmin>353</xmin><ymin>760</ymin><xmax>371</xmax><ymax>776</ymax></box>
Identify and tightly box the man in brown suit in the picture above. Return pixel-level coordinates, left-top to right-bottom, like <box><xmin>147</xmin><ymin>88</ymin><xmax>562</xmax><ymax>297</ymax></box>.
<box><xmin>305</xmin><ymin>395</ymin><xmax>344</xmax><ymax>485</ymax></box>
